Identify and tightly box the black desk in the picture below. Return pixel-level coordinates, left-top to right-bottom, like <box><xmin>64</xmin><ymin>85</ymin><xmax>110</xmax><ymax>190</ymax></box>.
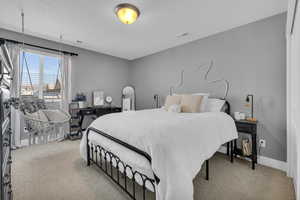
<box><xmin>78</xmin><ymin>106</ymin><xmax>122</xmax><ymax>132</ymax></box>
<box><xmin>234</xmin><ymin>120</ymin><xmax>258</xmax><ymax>170</ymax></box>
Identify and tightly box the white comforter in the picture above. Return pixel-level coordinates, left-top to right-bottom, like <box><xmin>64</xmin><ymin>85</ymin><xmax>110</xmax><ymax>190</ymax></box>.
<box><xmin>80</xmin><ymin>109</ymin><xmax>237</xmax><ymax>200</ymax></box>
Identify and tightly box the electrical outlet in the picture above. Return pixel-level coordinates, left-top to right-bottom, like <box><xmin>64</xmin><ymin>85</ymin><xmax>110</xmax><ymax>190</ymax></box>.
<box><xmin>259</xmin><ymin>139</ymin><xmax>266</xmax><ymax>148</ymax></box>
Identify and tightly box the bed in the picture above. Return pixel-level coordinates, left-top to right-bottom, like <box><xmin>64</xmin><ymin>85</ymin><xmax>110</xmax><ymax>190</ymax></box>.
<box><xmin>79</xmin><ymin>63</ymin><xmax>238</xmax><ymax>200</ymax></box>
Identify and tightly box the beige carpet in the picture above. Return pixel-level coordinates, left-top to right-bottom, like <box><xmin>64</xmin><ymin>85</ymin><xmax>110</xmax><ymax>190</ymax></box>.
<box><xmin>12</xmin><ymin>140</ymin><xmax>295</xmax><ymax>200</ymax></box>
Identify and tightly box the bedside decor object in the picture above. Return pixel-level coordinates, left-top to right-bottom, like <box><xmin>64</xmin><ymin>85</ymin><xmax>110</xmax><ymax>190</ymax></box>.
<box><xmin>105</xmin><ymin>96</ymin><xmax>113</xmax><ymax>106</ymax></box>
<box><xmin>122</xmin><ymin>86</ymin><xmax>135</xmax><ymax>111</ymax></box>
<box><xmin>234</xmin><ymin>112</ymin><xmax>246</xmax><ymax>120</ymax></box>
<box><xmin>245</xmin><ymin>94</ymin><xmax>256</xmax><ymax>122</ymax></box>
<box><xmin>115</xmin><ymin>3</ymin><xmax>140</xmax><ymax>24</ymax></box>
<box><xmin>242</xmin><ymin>139</ymin><xmax>252</xmax><ymax>156</ymax></box>
<box><xmin>239</xmin><ymin>112</ymin><xmax>246</xmax><ymax>120</ymax></box>
<box><xmin>75</xmin><ymin>93</ymin><xmax>87</xmax><ymax>108</ymax></box>
<box><xmin>78</xmin><ymin>101</ymin><xmax>87</xmax><ymax>109</ymax></box>
<box><xmin>93</xmin><ymin>91</ymin><xmax>104</xmax><ymax>106</ymax></box>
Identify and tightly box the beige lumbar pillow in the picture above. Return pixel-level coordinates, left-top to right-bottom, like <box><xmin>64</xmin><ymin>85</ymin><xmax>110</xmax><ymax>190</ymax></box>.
<box><xmin>164</xmin><ymin>95</ymin><xmax>182</xmax><ymax>110</ymax></box>
<box><xmin>180</xmin><ymin>95</ymin><xmax>203</xmax><ymax>113</ymax></box>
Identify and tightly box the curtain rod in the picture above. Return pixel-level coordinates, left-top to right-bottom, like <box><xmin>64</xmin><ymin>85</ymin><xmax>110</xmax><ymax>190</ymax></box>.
<box><xmin>0</xmin><ymin>38</ymin><xmax>78</xmax><ymax>56</ymax></box>
<box><xmin>291</xmin><ymin>0</ymin><xmax>299</xmax><ymax>34</ymax></box>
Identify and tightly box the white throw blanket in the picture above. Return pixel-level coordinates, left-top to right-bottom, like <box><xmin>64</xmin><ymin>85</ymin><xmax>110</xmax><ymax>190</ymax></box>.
<box><xmin>80</xmin><ymin>109</ymin><xmax>237</xmax><ymax>200</ymax></box>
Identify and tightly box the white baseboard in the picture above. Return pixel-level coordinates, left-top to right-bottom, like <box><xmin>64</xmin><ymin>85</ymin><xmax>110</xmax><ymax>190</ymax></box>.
<box><xmin>217</xmin><ymin>146</ymin><xmax>287</xmax><ymax>172</ymax></box>
<box><xmin>258</xmin><ymin>155</ymin><xmax>287</xmax><ymax>172</ymax></box>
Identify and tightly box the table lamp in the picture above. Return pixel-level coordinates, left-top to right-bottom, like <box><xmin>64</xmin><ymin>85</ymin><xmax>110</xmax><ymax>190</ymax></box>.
<box><xmin>245</xmin><ymin>94</ymin><xmax>257</xmax><ymax>122</ymax></box>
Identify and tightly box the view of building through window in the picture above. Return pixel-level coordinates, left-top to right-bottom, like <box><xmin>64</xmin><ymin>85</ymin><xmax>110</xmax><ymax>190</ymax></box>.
<box><xmin>20</xmin><ymin>51</ymin><xmax>62</xmax><ymax>104</ymax></box>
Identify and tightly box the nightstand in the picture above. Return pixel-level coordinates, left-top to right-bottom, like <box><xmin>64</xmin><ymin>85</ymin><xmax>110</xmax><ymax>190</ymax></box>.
<box><xmin>234</xmin><ymin>120</ymin><xmax>258</xmax><ymax>170</ymax></box>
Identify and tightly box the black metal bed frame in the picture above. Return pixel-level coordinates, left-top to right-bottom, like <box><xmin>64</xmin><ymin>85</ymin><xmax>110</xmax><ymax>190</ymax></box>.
<box><xmin>86</xmin><ymin>101</ymin><xmax>233</xmax><ymax>200</ymax></box>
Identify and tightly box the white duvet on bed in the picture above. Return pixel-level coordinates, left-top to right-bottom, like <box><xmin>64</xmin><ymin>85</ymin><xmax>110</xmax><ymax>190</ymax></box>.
<box><xmin>80</xmin><ymin>109</ymin><xmax>237</xmax><ymax>200</ymax></box>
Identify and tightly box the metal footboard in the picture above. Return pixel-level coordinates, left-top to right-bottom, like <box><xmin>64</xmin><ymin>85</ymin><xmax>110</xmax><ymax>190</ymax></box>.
<box><xmin>86</xmin><ymin>127</ymin><xmax>211</xmax><ymax>200</ymax></box>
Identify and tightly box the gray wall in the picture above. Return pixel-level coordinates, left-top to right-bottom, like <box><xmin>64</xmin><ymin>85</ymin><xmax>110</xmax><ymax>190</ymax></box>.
<box><xmin>71</xmin><ymin>50</ymin><xmax>129</xmax><ymax>107</ymax></box>
<box><xmin>129</xmin><ymin>14</ymin><xmax>287</xmax><ymax>161</ymax></box>
<box><xmin>0</xmin><ymin>28</ymin><xmax>130</xmax><ymax>107</ymax></box>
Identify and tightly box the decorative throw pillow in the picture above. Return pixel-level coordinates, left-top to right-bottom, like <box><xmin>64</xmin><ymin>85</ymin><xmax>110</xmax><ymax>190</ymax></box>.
<box><xmin>173</xmin><ymin>93</ymin><xmax>209</xmax><ymax>112</ymax></box>
<box><xmin>180</xmin><ymin>95</ymin><xmax>203</xmax><ymax>113</ymax></box>
<box><xmin>167</xmin><ymin>104</ymin><xmax>181</xmax><ymax>113</ymax></box>
<box><xmin>164</xmin><ymin>95</ymin><xmax>182</xmax><ymax>110</ymax></box>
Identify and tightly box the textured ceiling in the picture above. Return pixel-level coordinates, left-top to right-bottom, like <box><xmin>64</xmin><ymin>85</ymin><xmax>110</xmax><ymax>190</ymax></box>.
<box><xmin>0</xmin><ymin>0</ymin><xmax>288</xmax><ymax>60</ymax></box>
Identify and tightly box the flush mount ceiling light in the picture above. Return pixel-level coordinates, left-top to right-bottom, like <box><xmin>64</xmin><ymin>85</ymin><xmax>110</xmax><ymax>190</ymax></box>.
<box><xmin>115</xmin><ymin>3</ymin><xmax>140</xmax><ymax>24</ymax></box>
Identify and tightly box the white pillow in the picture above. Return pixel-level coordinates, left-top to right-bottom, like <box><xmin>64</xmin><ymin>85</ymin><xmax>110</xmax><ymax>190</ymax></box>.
<box><xmin>167</xmin><ymin>104</ymin><xmax>181</xmax><ymax>113</ymax></box>
<box><xmin>203</xmin><ymin>98</ymin><xmax>225</xmax><ymax>112</ymax></box>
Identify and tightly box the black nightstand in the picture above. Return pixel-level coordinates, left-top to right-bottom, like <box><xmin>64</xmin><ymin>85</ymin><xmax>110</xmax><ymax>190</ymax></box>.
<box><xmin>234</xmin><ymin>120</ymin><xmax>258</xmax><ymax>170</ymax></box>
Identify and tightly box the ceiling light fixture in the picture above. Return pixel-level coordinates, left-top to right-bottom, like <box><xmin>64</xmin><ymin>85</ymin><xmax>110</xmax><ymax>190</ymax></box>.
<box><xmin>115</xmin><ymin>3</ymin><xmax>140</xmax><ymax>24</ymax></box>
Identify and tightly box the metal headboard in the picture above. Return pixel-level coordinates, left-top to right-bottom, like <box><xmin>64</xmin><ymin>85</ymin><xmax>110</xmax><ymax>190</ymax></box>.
<box><xmin>169</xmin><ymin>61</ymin><xmax>229</xmax><ymax>100</ymax></box>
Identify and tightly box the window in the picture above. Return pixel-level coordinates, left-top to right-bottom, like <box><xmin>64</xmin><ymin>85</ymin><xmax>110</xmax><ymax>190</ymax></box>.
<box><xmin>20</xmin><ymin>50</ymin><xmax>62</xmax><ymax>106</ymax></box>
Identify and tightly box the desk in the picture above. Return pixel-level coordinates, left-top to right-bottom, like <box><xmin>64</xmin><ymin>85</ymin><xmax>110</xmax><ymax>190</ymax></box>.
<box><xmin>69</xmin><ymin>106</ymin><xmax>121</xmax><ymax>140</ymax></box>
<box><xmin>78</xmin><ymin>106</ymin><xmax>122</xmax><ymax>132</ymax></box>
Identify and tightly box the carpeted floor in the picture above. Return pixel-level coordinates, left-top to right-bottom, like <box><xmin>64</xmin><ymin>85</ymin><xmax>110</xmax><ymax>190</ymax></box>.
<box><xmin>12</xmin><ymin>140</ymin><xmax>295</xmax><ymax>200</ymax></box>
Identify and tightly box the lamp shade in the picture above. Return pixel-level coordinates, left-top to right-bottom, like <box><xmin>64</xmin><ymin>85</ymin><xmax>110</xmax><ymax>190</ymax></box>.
<box><xmin>115</xmin><ymin>3</ymin><xmax>140</xmax><ymax>24</ymax></box>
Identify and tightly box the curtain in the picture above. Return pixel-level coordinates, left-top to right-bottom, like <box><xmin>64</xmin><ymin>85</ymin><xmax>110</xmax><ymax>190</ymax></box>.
<box><xmin>60</xmin><ymin>54</ymin><xmax>72</xmax><ymax>135</ymax></box>
<box><xmin>8</xmin><ymin>43</ymin><xmax>22</xmax><ymax>147</ymax></box>
<box><xmin>4</xmin><ymin>42</ymin><xmax>72</xmax><ymax>145</ymax></box>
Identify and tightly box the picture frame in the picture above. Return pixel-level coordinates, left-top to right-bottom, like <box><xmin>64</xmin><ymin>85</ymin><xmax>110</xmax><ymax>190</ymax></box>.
<box><xmin>93</xmin><ymin>91</ymin><xmax>104</xmax><ymax>106</ymax></box>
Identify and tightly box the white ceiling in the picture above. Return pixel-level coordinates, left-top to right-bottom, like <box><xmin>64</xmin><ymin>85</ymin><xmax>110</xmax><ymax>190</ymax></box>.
<box><xmin>0</xmin><ymin>0</ymin><xmax>288</xmax><ymax>60</ymax></box>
